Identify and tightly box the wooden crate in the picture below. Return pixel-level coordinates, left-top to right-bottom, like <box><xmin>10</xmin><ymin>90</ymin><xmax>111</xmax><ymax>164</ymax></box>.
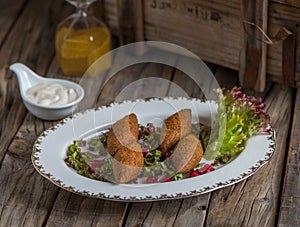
<box><xmin>101</xmin><ymin>0</ymin><xmax>300</xmax><ymax>91</ymax></box>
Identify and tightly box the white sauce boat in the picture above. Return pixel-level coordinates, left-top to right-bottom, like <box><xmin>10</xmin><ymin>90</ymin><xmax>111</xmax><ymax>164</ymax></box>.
<box><xmin>10</xmin><ymin>62</ymin><xmax>84</xmax><ymax>120</ymax></box>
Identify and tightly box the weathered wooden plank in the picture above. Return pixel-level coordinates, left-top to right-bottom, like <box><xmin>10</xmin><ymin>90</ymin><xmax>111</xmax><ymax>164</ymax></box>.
<box><xmin>167</xmin><ymin>69</ymin><xmax>204</xmax><ymax>99</ymax></box>
<box><xmin>97</xmin><ymin>47</ymin><xmax>178</xmax><ymax>104</ymax></box>
<box><xmin>96</xmin><ymin>64</ymin><xmax>147</xmax><ymax>106</ymax></box>
<box><xmin>143</xmin><ymin>0</ymin><xmax>241</xmax><ymax>70</ymax></box>
<box><xmin>171</xmin><ymin>57</ymin><xmax>230</xmax><ymax>100</ymax></box>
<box><xmin>171</xmin><ymin>69</ymin><xmax>204</xmax><ymax>99</ymax></box>
<box><xmin>142</xmin><ymin>200</ymin><xmax>184</xmax><ymax>227</ymax></box>
<box><xmin>104</xmin><ymin>0</ymin><xmax>243</xmax><ymax>69</ymax></box>
<box><xmin>268</xmin><ymin>2</ymin><xmax>300</xmax><ymax>84</ymax></box>
<box><xmin>119</xmin><ymin>63</ymin><xmax>174</xmax><ymax>100</ymax></box>
<box><xmin>0</xmin><ymin>64</ymin><xmax>27</xmax><ymax>164</ymax></box>
<box><xmin>282</xmin><ymin>27</ymin><xmax>296</xmax><ymax>87</ymax></box>
<box><xmin>239</xmin><ymin>0</ymin><xmax>268</xmax><ymax>91</ymax></box>
<box><xmin>144</xmin><ymin>29</ymin><xmax>240</xmax><ymax>73</ymax></box>
<box><xmin>204</xmin><ymin>84</ymin><xmax>293</xmax><ymax>226</ymax></box>
<box><xmin>214</xmin><ymin>66</ymin><xmax>239</xmax><ymax>89</ymax></box>
<box><xmin>277</xmin><ymin>89</ymin><xmax>300</xmax><ymax>227</ymax></box>
<box><xmin>133</xmin><ymin>0</ymin><xmax>145</xmax><ymax>42</ymax></box>
<box><xmin>46</xmin><ymin>191</ymin><xmax>128</xmax><ymax>227</ymax></box>
<box><xmin>0</xmin><ymin>0</ymin><xmax>27</xmax><ymax>46</ymax></box>
<box><xmin>103</xmin><ymin>0</ymin><xmax>119</xmax><ymax>35</ymax></box>
<box><xmin>124</xmin><ymin>203</ymin><xmax>152</xmax><ymax>226</ymax></box>
<box><xmin>0</xmin><ymin>114</ymin><xmax>60</xmax><ymax>227</ymax></box>
<box><xmin>116</xmin><ymin>0</ymin><xmax>144</xmax><ymax>45</ymax></box>
<box><xmin>271</xmin><ymin>0</ymin><xmax>300</xmax><ymax>8</ymax></box>
<box><xmin>243</xmin><ymin>80</ymin><xmax>274</xmax><ymax>100</ymax></box>
<box><xmin>173</xmin><ymin>194</ymin><xmax>210</xmax><ymax>227</ymax></box>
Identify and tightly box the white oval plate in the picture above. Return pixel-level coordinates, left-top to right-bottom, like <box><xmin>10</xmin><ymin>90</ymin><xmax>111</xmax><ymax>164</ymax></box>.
<box><xmin>32</xmin><ymin>97</ymin><xmax>275</xmax><ymax>201</ymax></box>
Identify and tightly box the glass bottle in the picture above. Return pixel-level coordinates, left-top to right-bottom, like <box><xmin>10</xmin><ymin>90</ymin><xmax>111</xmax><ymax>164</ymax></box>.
<box><xmin>55</xmin><ymin>0</ymin><xmax>111</xmax><ymax>76</ymax></box>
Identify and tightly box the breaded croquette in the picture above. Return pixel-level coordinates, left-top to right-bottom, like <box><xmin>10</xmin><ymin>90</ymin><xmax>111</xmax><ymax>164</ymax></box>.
<box><xmin>107</xmin><ymin>113</ymin><xmax>139</xmax><ymax>156</ymax></box>
<box><xmin>160</xmin><ymin>109</ymin><xmax>191</xmax><ymax>152</ymax></box>
<box><xmin>171</xmin><ymin>134</ymin><xmax>203</xmax><ymax>173</ymax></box>
<box><xmin>112</xmin><ymin>142</ymin><xmax>144</xmax><ymax>183</ymax></box>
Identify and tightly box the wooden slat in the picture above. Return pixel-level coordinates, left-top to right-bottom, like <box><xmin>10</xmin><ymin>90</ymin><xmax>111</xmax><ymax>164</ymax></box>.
<box><xmin>103</xmin><ymin>0</ymin><xmax>119</xmax><ymax>35</ymax></box>
<box><xmin>98</xmin><ymin>62</ymin><xmax>174</xmax><ymax>106</ymax></box>
<box><xmin>268</xmin><ymin>2</ymin><xmax>300</xmax><ymax>84</ymax></box>
<box><xmin>133</xmin><ymin>0</ymin><xmax>144</xmax><ymax>42</ymax></box>
<box><xmin>46</xmin><ymin>191</ymin><xmax>128</xmax><ymax>227</ymax></box>
<box><xmin>239</xmin><ymin>0</ymin><xmax>268</xmax><ymax>91</ymax></box>
<box><xmin>204</xmin><ymin>84</ymin><xmax>293</xmax><ymax>226</ymax></box>
<box><xmin>282</xmin><ymin>28</ymin><xmax>296</xmax><ymax>87</ymax></box>
<box><xmin>142</xmin><ymin>200</ymin><xmax>183</xmax><ymax>226</ymax></box>
<box><xmin>167</xmin><ymin>69</ymin><xmax>204</xmax><ymax>99</ymax></box>
<box><xmin>173</xmin><ymin>195</ymin><xmax>210</xmax><ymax>227</ymax></box>
<box><xmin>0</xmin><ymin>114</ymin><xmax>60</xmax><ymax>226</ymax></box>
<box><xmin>123</xmin><ymin>203</ymin><xmax>152</xmax><ymax>226</ymax></box>
<box><xmin>0</xmin><ymin>0</ymin><xmax>27</xmax><ymax>46</ymax></box>
<box><xmin>214</xmin><ymin>66</ymin><xmax>239</xmax><ymax>89</ymax></box>
<box><xmin>271</xmin><ymin>0</ymin><xmax>300</xmax><ymax>8</ymax></box>
<box><xmin>117</xmin><ymin>0</ymin><xmax>144</xmax><ymax>45</ymax></box>
<box><xmin>113</xmin><ymin>63</ymin><xmax>174</xmax><ymax>101</ymax></box>
<box><xmin>143</xmin><ymin>0</ymin><xmax>241</xmax><ymax>71</ymax></box>
<box><xmin>97</xmin><ymin>64</ymin><xmax>146</xmax><ymax>106</ymax></box>
<box><xmin>167</xmin><ymin>60</ymin><xmax>222</xmax><ymax>99</ymax></box>
<box><xmin>278</xmin><ymin>89</ymin><xmax>300</xmax><ymax>227</ymax></box>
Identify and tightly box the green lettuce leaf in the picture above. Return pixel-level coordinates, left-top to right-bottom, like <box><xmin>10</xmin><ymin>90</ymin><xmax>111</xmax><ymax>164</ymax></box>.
<box><xmin>203</xmin><ymin>87</ymin><xmax>270</xmax><ymax>163</ymax></box>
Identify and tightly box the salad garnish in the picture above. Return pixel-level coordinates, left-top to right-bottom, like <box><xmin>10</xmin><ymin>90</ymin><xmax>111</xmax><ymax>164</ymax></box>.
<box><xmin>203</xmin><ymin>86</ymin><xmax>270</xmax><ymax>163</ymax></box>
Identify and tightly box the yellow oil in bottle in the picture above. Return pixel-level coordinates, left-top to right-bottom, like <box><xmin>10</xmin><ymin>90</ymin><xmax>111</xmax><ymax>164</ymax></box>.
<box><xmin>55</xmin><ymin>26</ymin><xmax>111</xmax><ymax>76</ymax></box>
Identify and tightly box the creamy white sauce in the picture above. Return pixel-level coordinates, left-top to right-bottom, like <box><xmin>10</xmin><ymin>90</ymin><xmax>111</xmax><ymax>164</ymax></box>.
<box><xmin>26</xmin><ymin>83</ymin><xmax>77</xmax><ymax>106</ymax></box>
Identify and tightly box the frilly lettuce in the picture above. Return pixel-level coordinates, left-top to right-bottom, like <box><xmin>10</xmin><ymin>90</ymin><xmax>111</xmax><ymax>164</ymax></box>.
<box><xmin>203</xmin><ymin>87</ymin><xmax>270</xmax><ymax>163</ymax></box>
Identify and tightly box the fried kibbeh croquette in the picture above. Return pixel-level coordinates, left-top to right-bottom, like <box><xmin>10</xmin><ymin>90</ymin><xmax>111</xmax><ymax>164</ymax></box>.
<box><xmin>171</xmin><ymin>134</ymin><xmax>203</xmax><ymax>173</ymax></box>
<box><xmin>107</xmin><ymin>113</ymin><xmax>139</xmax><ymax>156</ymax></box>
<box><xmin>160</xmin><ymin>109</ymin><xmax>192</xmax><ymax>152</ymax></box>
<box><xmin>112</xmin><ymin>142</ymin><xmax>144</xmax><ymax>183</ymax></box>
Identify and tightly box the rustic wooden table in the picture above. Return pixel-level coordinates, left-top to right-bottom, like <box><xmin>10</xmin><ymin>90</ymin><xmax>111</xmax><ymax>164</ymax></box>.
<box><xmin>1</xmin><ymin>0</ymin><xmax>299</xmax><ymax>226</ymax></box>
